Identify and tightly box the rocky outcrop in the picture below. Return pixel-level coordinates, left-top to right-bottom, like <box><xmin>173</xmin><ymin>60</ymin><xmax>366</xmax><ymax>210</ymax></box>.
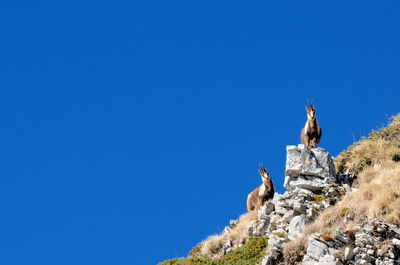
<box><xmin>216</xmin><ymin>144</ymin><xmax>400</xmax><ymax>264</ymax></box>
<box><xmin>284</xmin><ymin>145</ymin><xmax>336</xmax><ymax>190</ymax></box>
<box><xmin>248</xmin><ymin>145</ymin><xmax>343</xmax><ymax>264</ymax></box>
<box><xmin>302</xmin><ymin>219</ymin><xmax>400</xmax><ymax>264</ymax></box>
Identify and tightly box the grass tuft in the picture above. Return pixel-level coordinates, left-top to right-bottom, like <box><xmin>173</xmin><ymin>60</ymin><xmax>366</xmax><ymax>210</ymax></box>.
<box><xmin>188</xmin><ymin>210</ymin><xmax>257</xmax><ymax>258</ymax></box>
<box><xmin>159</xmin><ymin>236</ymin><xmax>268</xmax><ymax>265</ymax></box>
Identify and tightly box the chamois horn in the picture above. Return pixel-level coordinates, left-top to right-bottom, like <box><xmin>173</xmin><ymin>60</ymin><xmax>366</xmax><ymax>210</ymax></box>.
<box><xmin>307</xmin><ymin>99</ymin><xmax>315</xmax><ymax>109</ymax></box>
<box><xmin>259</xmin><ymin>163</ymin><xmax>267</xmax><ymax>173</ymax></box>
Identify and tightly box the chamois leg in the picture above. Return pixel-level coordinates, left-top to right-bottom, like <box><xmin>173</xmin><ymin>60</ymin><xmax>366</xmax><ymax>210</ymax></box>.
<box><xmin>312</xmin><ymin>139</ymin><xmax>317</xmax><ymax>148</ymax></box>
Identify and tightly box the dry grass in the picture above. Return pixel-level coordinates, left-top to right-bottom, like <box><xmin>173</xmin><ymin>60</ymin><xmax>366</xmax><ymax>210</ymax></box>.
<box><xmin>344</xmin><ymin>139</ymin><xmax>400</xmax><ymax>173</ymax></box>
<box><xmin>189</xmin><ymin>210</ymin><xmax>258</xmax><ymax>258</ymax></box>
<box><xmin>335</xmin><ymin>114</ymin><xmax>400</xmax><ymax>175</ymax></box>
<box><xmin>283</xmin><ymin>238</ymin><xmax>307</xmax><ymax>264</ymax></box>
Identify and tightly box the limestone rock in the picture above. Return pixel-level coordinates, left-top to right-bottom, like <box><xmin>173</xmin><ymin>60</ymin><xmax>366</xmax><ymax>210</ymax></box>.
<box><xmin>285</xmin><ymin>145</ymin><xmax>336</xmax><ymax>190</ymax></box>
<box><xmin>319</xmin><ymin>254</ymin><xmax>343</xmax><ymax>265</ymax></box>
<box><xmin>306</xmin><ymin>238</ymin><xmax>329</xmax><ymax>260</ymax></box>
<box><xmin>288</xmin><ymin>215</ymin><xmax>310</xmax><ymax>241</ymax></box>
<box><xmin>286</xmin><ymin>175</ymin><xmax>330</xmax><ymax>192</ymax></box>
<box><xmin>261</xmin><ymin>247</ymin><xmax>283</xmax><ymax>265</ymax></box>
<box><xmin>344</xmin><ymin>247</ymin><xmax>355</xmax><ymax>260</ymax></box>
<box><xmin>258</xmin><ymin>202</ymin><xmax>275</xmax><ymax>220</ymax></box>
<box><xmin>268</xmin><ymin>234</ymin><xmax>286</xmax><ymax>249</ymax></box>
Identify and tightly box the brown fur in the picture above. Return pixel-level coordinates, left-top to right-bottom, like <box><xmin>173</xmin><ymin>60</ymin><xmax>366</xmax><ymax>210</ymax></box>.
<box><xmin>247</xmin><ymin>164</ymin><xmax>275</xmax><ymax>212</ymax></box>
<box><xmin>300</xmin><ymin>100</ymin><xmax>322</xmax><ymax>148</ymax></box>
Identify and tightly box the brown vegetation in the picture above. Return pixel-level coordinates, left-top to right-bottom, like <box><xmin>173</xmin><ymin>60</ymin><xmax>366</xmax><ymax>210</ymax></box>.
<box><xmin>188</xmin><ymin>210</ymin><xmax>258</xmax><ymax>258</ymax></box>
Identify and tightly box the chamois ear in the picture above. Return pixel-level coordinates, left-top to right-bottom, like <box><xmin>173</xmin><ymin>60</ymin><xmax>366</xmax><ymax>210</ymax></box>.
<box><xmin>305</xmin><ymin>106</ymin><xmax>309</xmax><ymax>111</ymax></box>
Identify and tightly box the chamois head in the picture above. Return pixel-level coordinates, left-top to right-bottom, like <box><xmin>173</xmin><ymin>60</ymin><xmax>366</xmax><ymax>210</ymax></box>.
<box><xmin>305</xmin><ymin>99</ymin><xmax>316</xmax><ymax>120</ymax></box>
<box><xmin>258</xmin><ymin>163</ymin><xmax>270</xmax><ymax>184</ymax></box>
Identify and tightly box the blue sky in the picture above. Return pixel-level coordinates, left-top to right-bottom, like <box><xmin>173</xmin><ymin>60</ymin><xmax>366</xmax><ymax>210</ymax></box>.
<box><xmin>1</xmin><ymin>1</ymin><xmax>399</xmax><ymax>265</ymax></box>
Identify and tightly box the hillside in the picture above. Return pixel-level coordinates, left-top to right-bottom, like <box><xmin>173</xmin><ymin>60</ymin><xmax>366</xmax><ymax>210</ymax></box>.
<box><xmin>160</xmin><ymin>114</ymin><xmax>400</xmax><ymax>265</ymax></box>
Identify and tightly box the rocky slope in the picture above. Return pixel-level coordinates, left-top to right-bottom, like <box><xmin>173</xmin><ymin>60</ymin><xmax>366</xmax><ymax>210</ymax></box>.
<box><xmin>160</xmin><ymin>114</ymin><xmax>400</xmax><ymax>265</ymax></box>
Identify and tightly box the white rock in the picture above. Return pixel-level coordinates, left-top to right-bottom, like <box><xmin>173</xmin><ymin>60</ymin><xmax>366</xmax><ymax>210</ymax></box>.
<box><xmin>292</xmin><ymin>201</ymin><xmax>308</xmax><ymax>214</ymax></box>
<box><xmin>292</xmin><ymin>187</ymin><xmax>315</xmax><ymax>198</ymax></box>
<box><xmin>306</xmin><ymin>208</ymin><xmax>318</xmax><ymax>219</ymax></box>
<box><xmin>286</xmin><ymin>175</ymin><xmax>329</xmax><ymax>192</ymax></box>
<box><xmin>222</xmin><ymin>226</ymin><xmax>231</xmax><ymax>236</ymax></box>
<box><xmin>283</xmin><ymin>210</ymin><xmax>298</xmax><ymax>223</ymax></box>
<box><xmin>274</xmin><ymin>204</ymin><xmax>289</xmax><ymax>215</ymax></box>
<box><xmin>258</xmin><ymin>202</ymin><xmax>275</xmax><ymax>220</ymax></box>
<box><xmin>306</xmin><ymin>238</ymin><xmax>329</xmax><ymax>260</ymax></box>
<box><xmin>247</xmin><ymin>220</ymin><xmax>256</xmax><ymax>236</ymax></box>
<box><xmin>251</xmin><ymin>219</ymin><xmax>270</xmax><ymax>236</ymax></box>
<box><xmin>344</xmin><ymin>247</ymin><xmax>355</xmax><ymax>260</ymax></box>
<box><xmin>288</xmin><ymin>216</ymin><xmax>310</xmax><ymax>240</ymax></box>
<box><xmin>319</xmin><ymin>254</ymin><xmax>343</xmax><ymax>265</ymax></box>
<box><xmin>285</xmin><ymin>145</ymin><xmax>336</xmax><ymax>186</ymax></box>
<box><xmin>302</xmin><ymin>254</ymin><xmax>318</xmax><ymax>265</ymax></box>
<box><xmin>355</xmin><ymin>260</ymin><xmax>370</xmax><ymax>265</ymax></box>
<box><xmin>392</xmin><ymin>238</ymin><xmax>400</xmax><ymax>246</ymax></box>
<box><xmin>335</xmin><ymin>229</ymin><xmax>350</xmax><ymax>244</ymax></box>
<box><xmin>268</xmin><ymin>234</ymin><xmax>286</xmax><ymax>249</ymax></box>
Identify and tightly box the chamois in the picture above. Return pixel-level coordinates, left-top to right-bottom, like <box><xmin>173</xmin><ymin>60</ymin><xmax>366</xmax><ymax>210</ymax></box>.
<box><xmin>247</xmin><ymin>164</ymin><xmax>275</xmax><ymax>212</ymax></box>
<box><xmin>300</xmin><ymin>100</ymin><xmax>322</xmax><ymax>148</ymax></box>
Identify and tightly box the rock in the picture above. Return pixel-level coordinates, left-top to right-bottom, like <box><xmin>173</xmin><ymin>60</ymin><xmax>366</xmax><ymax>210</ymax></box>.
<box><xmin>268</xmin><ymin>234</ymin><xmax>286</xmax><ymax>249</ymax></box>
<box><xmin>283</xmin><ymin>210</ymin><xmax>298</xmax><ymax>223</ymax></box>
<box><xmin>363</xmin><ymin>224</ymin><xmax>374</xmax><ymax>233</ymax></box>
<box><xmin>355</xmin><ymin>260</ymin><xmax>370</xmax><ymax>265</ymax></box>
<box><xmin>335</xmin><ymin>229</ymin><xmax>350</xmax><ymax>244</ymax></box>
<box><xmin>302</xmin><ymin>254</ymin><xmax>318</xmax><ymax>265</ymax></box>
<box><xmin>344</xmin><ymin>247</ymin><xmax>355</xmax><ymax>260</ymax></box>
<box><xmin>222</xmin><ymin>226</ymin><xmax>231</xmax><ymax>236</ymax></box>
<box><xmin>292</xmin><ymin>187</ymin><xmax>315</xmax><ymax>199</ymax></box>
<box><xmin>292</xmin><ymin>201</ymin><xmax>308</xmax><ymax>214</ymax></box>
<box><xmin>261</xmin><ymin>247</ymin><xmax>283</xmax><ymax>265</ymax></box>
<box><xmin>272</xmin><ymin>193</ymin><xmax>286</xmax><ymax>204</ymax></box>
<box><xmin>326</xmin><ymin>187</ymin><xmax>338</xmax><ymax>197</ymax></box>
<box><xmin>355</xmin><ymin>232</ymin><xmax>380</xmax><ymax>246</ymax></box>
<box><xmin>306</xmin><ymin>238</ymin><xmax>329</xmax><ymax>260</ymax></box>
<box><xmin>286</xmin><ymin>175</ymin><xmax>329</xmax><ymax>192</ymax></box>
<box><xmin>319</xmin><ymin>254</ymin><xmax>343</xmax><ymax>265</ymax></box>
<box><xmin>328</xmin><ymin>247</ymin><xmax>340</xmax><ymax>256</ymax></box>
<box><xmin>288</xmin><ymin>216</ymin><xmax>310</xmax><ymax>241</ymax></box>
<box><xmin>258</xmin><ymin>202</ymin><xmax>275</xmax><ymax>219</ymax></box>
<box><xmin>274</xmin><ymin>204</ymin><xmax>289</xmax><ymax>215</ymax></box>
<box><xmin>229</xmin><ymin>219</ymin><xmax>238</xmax><ymax>227</ymax></box>
<box><xmin>247</xmin><ymin>220</ymin><xmax>256</xmax><ymax>236</ymax></box>
<box><xmin>249</xmin><ymin>219</ymin><xmax>270</xmax><ymax>236</ymax></box>
<box><xmin>221</xmin><ymin>240</ymin><xmax>232</xmax><ymax>255</ymax></box>
<box><xmin>269</xmin><ymin>214</ymin><xmax>282</xmax><ymax>228</ymax></box>
<box><xmin>353</xmin><ymin>247</ymin><xmax>362</xmax><ymax>254</ymax></box>
<box><xmin>321</xmin><ymin>200</ymin><xmax>331</xmax><ymax>209</ymax></box>
<box><xmin>284</xmin><ymin>145</ymin><xmax>336</xmax><ymax>188</ymax></box>
<box><xmin>307</xmin><ymin>208</ymin><xmax>318</xmax><ymax>220</ymax></box>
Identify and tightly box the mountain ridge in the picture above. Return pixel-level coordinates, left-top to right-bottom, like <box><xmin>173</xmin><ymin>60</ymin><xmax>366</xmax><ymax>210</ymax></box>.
<box><xmin>160</xmin><ymin>114</ymin><xmax>400</xmax><ymax>265</ymax></box>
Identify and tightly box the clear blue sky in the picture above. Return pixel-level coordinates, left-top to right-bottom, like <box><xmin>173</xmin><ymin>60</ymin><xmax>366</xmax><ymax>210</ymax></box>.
<box><xmin>1</xmin><ymin>1</ymin><xmax>399</xmax><ymax>264</ymax></box>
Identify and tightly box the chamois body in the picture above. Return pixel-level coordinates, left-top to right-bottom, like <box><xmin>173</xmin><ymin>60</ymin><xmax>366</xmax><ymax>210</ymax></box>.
<box><xmin>247</xmin><ymin>164</ymin><xmax>275</xmax><ymax>212</ymax></box>
<box><xmin>300</xmin><ymin>101</ymin><xmax>322</xmax><ymax>148</ymax></box>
